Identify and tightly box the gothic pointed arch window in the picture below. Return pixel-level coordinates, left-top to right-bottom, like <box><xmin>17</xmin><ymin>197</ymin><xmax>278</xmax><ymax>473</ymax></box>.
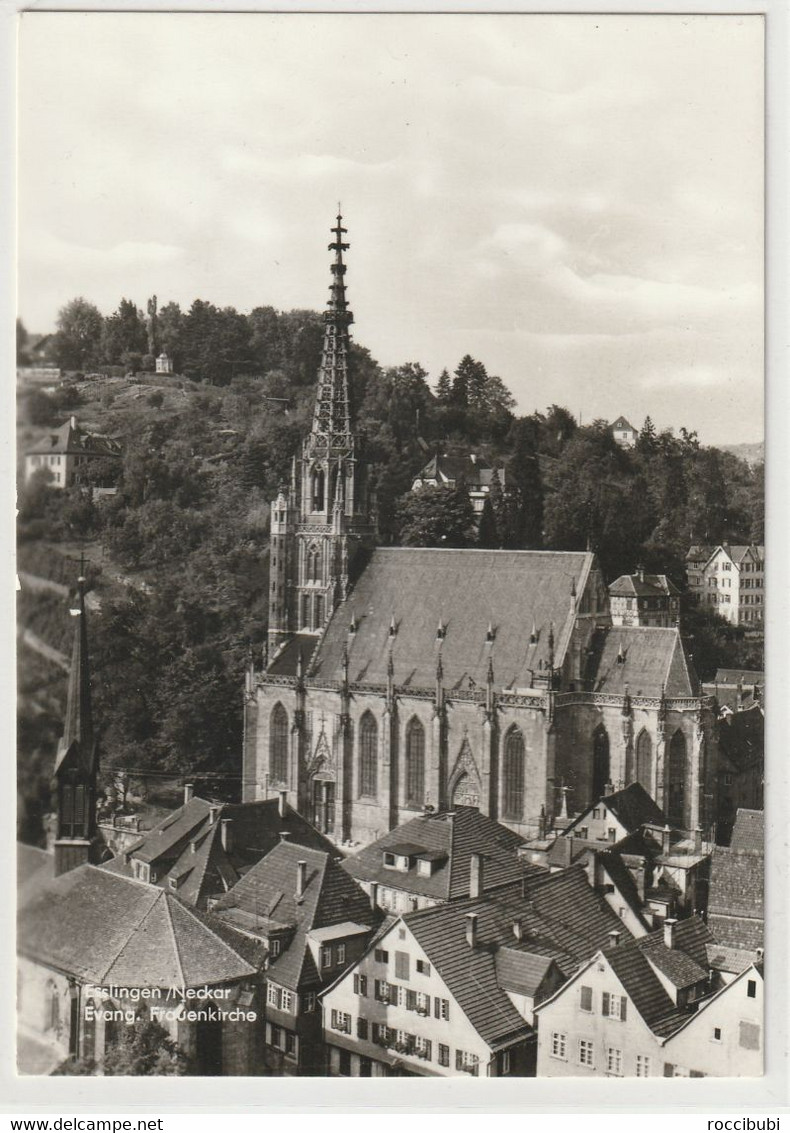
<box><xmin>668</xmin><ymin>729</ymin><xmax>687</xmax><ymax>827</ymax></box>
<box><xmin>404</xmin><ymin>717</ymin><xmax>425</xmax><ymax>807</ymax></box>
<box><xmin>359</xmin><ymin>711</ymin><xmax>378</xmax><ymax>798</ymax></box>
<box><xmin>306</xmin><ymin>543</ymin><xmax>321</xmax><ymax>583</ymax></box>
<box><xmin>592</xmin><ymin>724</ymin><xmax>610</xmax><ymax>801</ymax></box>
<box><xmin>635</xmin><ymin>729</ymin><xmax>653</xmax><ymax>793</ymax></box>
<box><xmin>269</xmin><ymin>703</ymin><xmax>289</xmax><ymax>785</ymax></box>
<box><xmin>503</xmin><ymin>727</ymin><xmax>525</xmax><ymax>820</ymax></box>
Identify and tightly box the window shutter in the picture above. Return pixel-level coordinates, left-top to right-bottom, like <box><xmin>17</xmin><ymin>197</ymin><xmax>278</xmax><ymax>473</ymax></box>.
<box><xmin>407</xmin><ymin>989</ymin><xmax>417</xmax><ymax>1011</ymax></box>
<box><xmin>602</xmin><ymin>992</ymin><xmax>610</xmax><ymax>1016</ymax></box>
<box><xmin>395</xmin><ymin>951</ymin><xmax>410</xmax><ymax>980</ymax></box>
<box><xmin>353</xmin><ymin>974</ymin><xmax>359</xmax><ymax>994</ymax></box>
<box><xmin>434</xmin><ymin>996</ymin><xmax>440</xmax><ymax>1018</ymax></box>
<box><xmin>664</xmin><ymin>1063</ymin><xmax>675</xmax><ymax>1077</ymax></box>
<box><xmin>620</xmin><ymin>996</ymin><xmax>627</xmax><ymax>1020</ymax></box>
<box><xmin>580</xmin><ymin>985</ymin><xmax>593</xmax><ymax>1012</ymax></box>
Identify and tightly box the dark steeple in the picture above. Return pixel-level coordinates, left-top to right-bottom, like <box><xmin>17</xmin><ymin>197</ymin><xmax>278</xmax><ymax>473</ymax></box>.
<box><xmin>307</xmin><ymin>208</ymin><xmax>355</xmax><ymax>456</ymax></box>
<box><xmin>54</xmin><ymin>570</ymin><xmax>99</xmax><ymax>876</ymax></box>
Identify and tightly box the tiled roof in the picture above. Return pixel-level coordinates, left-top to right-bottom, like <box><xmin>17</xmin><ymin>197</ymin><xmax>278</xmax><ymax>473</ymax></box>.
<box><xmin>686</xmin><ymin>545</ymin><xmax>714</xmax><ymax>562</ymax></box>
<box><xmin>17</xmin><ymin>865</ymin><xmax>255</xmax><ymax>987</ymax></box>
<box><xmin>403</xmin><ymin>866</ymin><xmax>628</xmax><ymax>1046</ymax></box>
<box><xmin>707</xmin><ymin>846</ymin><xmax>763</xmax><ymax>951</ymax></box>
<box><xmin>714</xmin><ymin>669</ymin><xmax>765</xmax><ymax>687</ymax></box>
<box><xmin>344</xmin><ymin>806</ymin><xmax>532</xmax><ymax>901</ymax></box>
<box><xmin>706</xmin><ymin>941</ymin><xmax>758</xmax><ymax>975</ymax></box>
<box><xmin>729</xmin><ymin>809</ymin><xmax>764</xmax><ymax>854</ymax></box>
<box><xmin>415</xmin><ymin>453</ymin><xmax>494</xmax><ymax>487</ymax></box>
<box><xmin>307</xmin><ymin>548</ymin><xmax>594</xmax><ymax>689</ymax></box>
<box><xmin>213</xmin><ymin>842</ymin><xmax>378</xmax><ymax>991</ymax></box>
<box><xmin>26</xmin><ymin>418</ymin><xmax>121</xmax><ymax>458</ymax></box>
<box><xmin>568</xmin><ymin>782</ymin><xmax>665</xmax><ymax>835</ymax></box>
<box><xmin>611</xmin><ymin>417</ymin><xmax>636</xmax><ymax>432</ymax></box>
<box><xmin>494</xmin><ymin>948</ymin><xmax>557</xmax><ymax>998</ymax></box>
<box><xmin>587</xmin><ymin>625</ymin><xmax>698</xmax><ymax>697</ymax></box>
<box><xmin>267</xmin><ymin>634</ymin><xmax>321</xmax><ymax>677</ymax></box>
<box><xmin>592</xmin><ymin>918</ymin><xmax>712</xmax><ymax>1039</ymax></box>
<box><xmin>596</xmin><ymin>851</ymin><xmax>651</xmax><ymax>931</ymax></box>
<box><xmin>103</xmin><ymin>796</ymin><xmax>339</xmax><ymax>906</ymax></box>
<box><xmin>609</xmin><ymin>573</ymin><xmax>681</xmax><ymax>598</ymax></box>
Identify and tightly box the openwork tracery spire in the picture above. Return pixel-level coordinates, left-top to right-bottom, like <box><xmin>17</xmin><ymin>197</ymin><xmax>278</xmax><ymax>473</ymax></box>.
<box><xmin>308</xmin><ymin>209</ymin><xmax>355</xmax><ymax>454</ymax></box>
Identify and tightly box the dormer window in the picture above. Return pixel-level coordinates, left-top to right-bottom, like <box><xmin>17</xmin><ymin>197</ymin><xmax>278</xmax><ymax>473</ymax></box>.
<box><xmin>417</xmin><ymin>859</ymin><xmax>433</xmax><ymax>878</ymax></box>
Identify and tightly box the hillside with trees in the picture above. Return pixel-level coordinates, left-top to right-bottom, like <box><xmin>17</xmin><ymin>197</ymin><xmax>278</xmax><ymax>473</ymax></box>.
<box><xmin>17</xmin><ymin>295</ymin><xmax>764</xmax><ymax>841</ymax></box>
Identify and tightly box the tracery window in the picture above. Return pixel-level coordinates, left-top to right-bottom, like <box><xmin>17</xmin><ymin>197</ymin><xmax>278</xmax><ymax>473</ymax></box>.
<box><xmin>270</xmin><ymin>703</ymin><xmax>289</xmax><ymax>784</ymax></box>
<box><xmin>359</xmin><ymin>711</ymin><xmax>378</xmax><ymax>798</ymax></box>
<box><xmin>502</xmin><ymin>728</ymin><xmax>525</xmax><ymax>820</ymax></box>
<box><xmin>404</xmin><ymin>717</ymin><xmax>425</xmax><ymax>807</ymax></box>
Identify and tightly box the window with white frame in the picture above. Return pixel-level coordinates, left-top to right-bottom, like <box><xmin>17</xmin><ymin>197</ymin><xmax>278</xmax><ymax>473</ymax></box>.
<box><xmin>551</xmin><ymin>1032</ymin><xmax>567</xmax><ymax>1060</ymax></box>
<box><xmin>636</xmin><ymin>1054</ymin><xmax>651</xmax><ymax>1077</ymax></box>
<box><xmin>602</xmin><ymin>992</ymin><xmax>627</xmax><ymax>1020</ymax></box>
<box><xmin>280</xmin><ymin>990</ymin><xmax>292</xmax><ymax>1012</ymax></box>
<box><xmin>434</xmin><ymin>997</ymin><xmax>450</xmax><ymax>1021</ymax></box>
<box><xmin>455</xmin><ymin>1049</ymin><xmax>479</xmax><ymax>1075</ymax></box>
<box><xmin>302</xmin><ymin>992</ymin><xmax>317</xmax><ymax>1013</ymax></box>
<box><xmin>606</xmin><ymin>1047</ymin><xmax>623</xmax><ymax>1076</ymax></box>
<box><xmin>321</xmin><ymin>945</ymin><xmax>332</xmax><ymax>968</ymax></box>
<box><xmin>416</xmin><ymin>959</ymin><xmax>431</xmax><ymax>976</ymax></box>
<box><xmin>267</xmin><ymin>984</ymin><xmax>278</xmax><ymax>1008</ymax></box>
<box><xmin>353</xmin><ymin>973</ymin><xmax>368</xmax><ymax>997</ymax></box>
<box><xmin>336</xmin><ymin>942</ymin><xmax>346</xmax><ymax>965</ymax></box>
<box><xmin>578</xmin><ymin>1039</ymin><xmax>595</xmax><ymax>1068</ymax></box>
<box><xmin>330</xmin><ymin>1009</ymin><xmax>352</xmax><ymax>1034</ymax></box>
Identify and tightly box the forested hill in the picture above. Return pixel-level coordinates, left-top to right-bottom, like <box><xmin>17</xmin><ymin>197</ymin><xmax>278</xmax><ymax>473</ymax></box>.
<box><xmin>17</xmin><ymin>300</ymin><xmax>764</xmax><ymax>824</ymax></box>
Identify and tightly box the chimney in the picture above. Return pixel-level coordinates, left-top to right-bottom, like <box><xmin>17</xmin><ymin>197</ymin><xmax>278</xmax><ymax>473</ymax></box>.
<box><xmin>661</xmin><ymin>824</ymin><xmax>672</xmax><ymax>855</ymax></box>
<box><xmin>296</xmin><ymin>860</ymin><xmax>307</xmax><ymax>899</ymax></box>
<box><xmin>191</xmin><ymin>840</ymin><xmax>198</xmax><ymax>855</ymax></box>
<box><xmin>70</xmin><ymin>414</ymin><xmax>77</xmax><ymax>430</ymax></box>
<box><xmin>465</xmin><ymin>912</ymin><xmax>478</xmax><ymax>949</ymax></box>
<box><xmin>279</xmin><ymin>831</ymin><xmax>291</xmax><ymax>842</ymax></box>
<box><xmin>184</xmin><ymin>783</ymin><xmax>194</xmax><ymax>804</ymax></box>
<box><xmin>694</xmin><ymin>826</ymin><xmax>703</xmax><ymax>854</ymax></box>
<box><xmin>369</xmin><ymin>882</ymin><xmax>379</xmax><ymax>912</ymax></box>
<box><xmin>512</xmin><ymin>919</ymin><xmax>523</xmax><ymax>942</ymax></box>
<box><xmin>608</xmin><ymin>930</ymin><xmax>622</xmax><ymax>950</ymax></box>
<box><xmin>663</xmin><ymin>918</ymin><xmax>678</xmax><ymax>950</ymax></box>
<box><xmin>220</xmin><ymin>819</ymin><xmax>233</xmax><ymax>853</ymax></box>
<box><xmin>208</xmin><ymin>805</ymin><xmax>220</xmax><ymax>826</ymax></box>
<box><xmin>278</xmin><ymin>790</ymin><xmax>288</xmax><ymax>819</ymax></box>
<box><xmin>756</xmin><ymin>947</ymin><xmax>764</xmax><ymax>962</ymax></box>
<box><xmin>469</xmin><ymin>853</ymin><xmax>484</xmax><ymax>899</ymax></box>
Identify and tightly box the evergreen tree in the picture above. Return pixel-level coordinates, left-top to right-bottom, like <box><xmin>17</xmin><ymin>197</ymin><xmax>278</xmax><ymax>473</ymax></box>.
<box><xmin>477</xmin><ymin>495</ymin><xmax>499</xmax><ymax>548</ymax></box>
<box><xmin>435</xmin><ymin>368</ymin><xmax>452</xmax><ymax>404</ymax></box>
<box><xmin>508</xmin><ymin>418</ymin><xmax>544</xmax><ymax>548</ymax></box>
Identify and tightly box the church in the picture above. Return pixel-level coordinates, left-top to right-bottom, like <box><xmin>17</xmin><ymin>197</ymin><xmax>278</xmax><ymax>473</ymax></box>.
<box><xmin>242</xmin><ymin>215</ymin><xmax>719</xmax><ymax>846</ymax></box>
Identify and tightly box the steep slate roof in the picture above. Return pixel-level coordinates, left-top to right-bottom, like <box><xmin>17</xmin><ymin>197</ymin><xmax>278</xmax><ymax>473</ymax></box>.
<box><xmin>308</xmin><ymin>548</ymin><xmax>594</xmax><ymax>689</ymax></box>
<box><xmin>564</xmin><ymin>782</ymin><xmax>666</xmax><ymax>838</ymax></box>
<box><xmin>403</xmin><ymin>867</ymin><xmax>627</xmax><ymax>1046</ymax></box>
<box><xmin>596</xmin><ymin>850</ymin><xmax>652</xmax><ymax>931</ymax></box>
<box><xmin>415</xmin><ymin>453</ymin><xmax>495</xmax><ymax>488</ymax></box>
<box><xmin>213</xmin><ymin>842</ymin><xmax>378</xmax><ymax>992</ymax></box>
<box><xmin>707</xmin><ymin>846</ymin><xmax>764</xmax><ymax>951</ymax></box>
<box><xmin>494</xmin><ymin>948</ymin><xmax>559</xmax><ymax>998</ymax></box>
<box><xmin>609</xmin><ymin>573</ymin><xmax>681</xmax><ymax>598</ymax></box>
<box><xmin>611</xmin><ymin>416</ymin><xmax>636</xmax><ymax>432</ymax></box>
<box><xmin>715</xmin><ymin>669</ymin><xmax>765</xmax><ymax>687</ymax></box>
<box><xmin>686</xmin><ymin>544</ymin><xmax>714</xmax><ymax>563</ymax></box>
<box><xmin>343</xmin><ymin>806</ymin><xmax>534</xmax><ymax>901</ymax></box>
<box><xmin>729</xmin><ymin>809</ymin><xmax>764</xmax><ymax>854</ymax></box>
<box><xmin>26</xmin><ymin>418</ymin><xmax>121</xmax><ymax>458</ymax></box>
<box><xmin>17</xmin><ymin>865</ymin><xmax>255</xmax><ymax>987</ymax></box>
<box><xmin>268</xmin><ymin>634</ymin><xmax>320</xmax><ymax>677</ymax></box>
<box><xmin>587</xmin><ymin>626</ymin><xmax>698</xmax><ymax>697</ymax></box>
<box><xmin>568</xmin><ymin>917</ymin><xmax>713</xmax><ymax>1041</ymax></box>
<box><xmin>103</xmin><ymin>796</ymin><xmax>339</xmax><ymax>906</ymax></box>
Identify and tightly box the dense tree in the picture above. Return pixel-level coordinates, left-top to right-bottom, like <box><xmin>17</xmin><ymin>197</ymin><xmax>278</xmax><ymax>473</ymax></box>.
<box><xmin>396</xmin><ymin>484</ymin><xmax>475</xmax><ymax>548</ymax></box>
<box><xmin>157</xmin><ymin>301</ymin><xmax>184</xmax><ymax>369</ymax></box>
<box><xmin>101</xmin><ymin>298</ymin><xmax>148</xmax><ymax>367</ymax></box>
<box><xmin>54</xmin><ymin>297</ymin><xmax>104</xmax><ymax>371</ymax></box>
<box><xmin>435</xmin><ymin>368</ymin><xmax>452</xmax><ymax>404</ymax></box>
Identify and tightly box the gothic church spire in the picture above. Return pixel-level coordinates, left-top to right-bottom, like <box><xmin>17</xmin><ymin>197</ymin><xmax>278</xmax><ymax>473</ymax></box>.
<box><xmin>308</xmin><ymin>209</ymin><xmax>355</xmax><ymax>455</ymax></box>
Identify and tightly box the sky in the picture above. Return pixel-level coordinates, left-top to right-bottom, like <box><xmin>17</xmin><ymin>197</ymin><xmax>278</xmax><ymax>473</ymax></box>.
<box><xmin>17</xmin><ymin>12</ymin><xmax>764</xmax><ymax>445</ymax></box>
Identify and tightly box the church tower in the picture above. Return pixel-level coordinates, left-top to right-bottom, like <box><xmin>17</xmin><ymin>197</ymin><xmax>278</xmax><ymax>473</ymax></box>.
<box><xmin>267</xmin><ymin>211</ymin><xmax>376</xmax><ymax>658</ymax></box>
<box><xmin>53</xmin><ymin>571</ymin><xmax>99</xmax><ymax>877</ymax></box>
